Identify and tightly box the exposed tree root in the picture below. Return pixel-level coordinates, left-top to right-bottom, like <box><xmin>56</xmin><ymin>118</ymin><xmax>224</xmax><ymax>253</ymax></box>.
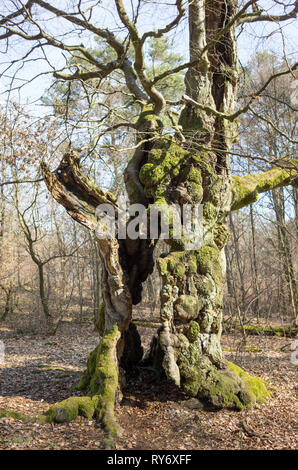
<box><xmin>44</xmin><ymin>325</ymin><xmax>121</xmax><ymax>449</ymax></box>
<box><xmin>45</xmin><ymin>396</ymin><xmax>97</xmax><ymax>423</ymax></box>
<box><xmin>178</xmin><ymin>351</ymin><xmax>270</xmax><ymax>410</ymax></box>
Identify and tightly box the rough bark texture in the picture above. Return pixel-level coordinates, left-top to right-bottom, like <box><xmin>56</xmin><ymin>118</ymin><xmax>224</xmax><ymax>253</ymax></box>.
<box><xmin>137</xmin><ymin>0</ymin><xmax>297</xmax><ymax>409</ymax></box>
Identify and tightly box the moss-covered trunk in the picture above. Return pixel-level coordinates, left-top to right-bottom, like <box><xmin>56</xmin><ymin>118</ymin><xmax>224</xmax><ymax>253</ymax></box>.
<box><xmin>139</xmin><ymin>133</ymin><xmax>269</xmax><ymax>408</ymax></box>
<box><xmin>139</xmin><ymin>0</ymin><xmax>270</xmax><ymax>409</ymax></box>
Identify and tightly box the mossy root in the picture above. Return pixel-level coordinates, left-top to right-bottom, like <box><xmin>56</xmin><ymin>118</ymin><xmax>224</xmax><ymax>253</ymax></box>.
<box><xmin>45</xmin><ymin>325</ymin><xmax>121</xmax><ymax>448</ymax></box>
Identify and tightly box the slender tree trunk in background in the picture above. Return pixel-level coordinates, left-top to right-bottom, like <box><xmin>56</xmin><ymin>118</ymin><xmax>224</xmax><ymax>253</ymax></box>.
<box><xmin>229</xmin><ymin>212</ymin><xmax>246</xmax><ymax>321</ymax></box>
<box><xmin>14</xmin><ymin>184</ymin><xmax>56</xmax><ymax>335</ymax></box>
<box><xmin>0</xmin><ymin>284</ymin><xmax>12</xmax><ymax>323</ymax></box>
<box><xmin>225</xmin><ymin>246</ymin><xmax>233</xmax><ymax>298</ymax></box>
<box><xmin>73</xmin><ymin>225</ymin><xmax>84</xmax><ymax>322</ymax></box>
<box><xmin>225</xmin><ymin>244</ymin><xmax>235</xmax><ymax>319</ymax></box>
<box><xmin>0</xmin><ymin>162</ymin><xmax>5</xmax><ymax>266</ymax></box>
<box><xmin>293</xmin><ymin>187</ymin><xmax>298</xmax><ymax>238</ymax></box>
<box><xmin>78</xmin><ymin>266</ymin><xmax>84</xmax><ymax>323</ymax></box>
<box><xmin>249</xmin><ymin>204</ymin><xmax>260</xmax><ymax>322</ymax></box>
<box><xmin>272</xmin><ymin>187</ymin><xmax>297</xmax><ymax>324</ymax></box>
<box><xmin>89</xmin><ymin>232</ymin><xmax>102</xmax><ymax>330</ymax></box>
<box><xmin>0</xmin><ymin>187</ymin><xmax>4</xmax><ymax>245</ymax></box>
<box><xmin>225</xmin><ymin>248</ymin><xmax>247</xmax><ymax>342</ymax></box>
<box><xmin>37</xmin><ymin>263</ymin><xmax>55</xmax><ymax>334</ymax></box>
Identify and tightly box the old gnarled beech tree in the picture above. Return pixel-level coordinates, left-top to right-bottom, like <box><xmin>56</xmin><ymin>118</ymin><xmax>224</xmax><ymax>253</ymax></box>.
<box><xmin>1</xmin><ymin>0</ymin><xmax>297</xmax><ymax>447</ymax></box>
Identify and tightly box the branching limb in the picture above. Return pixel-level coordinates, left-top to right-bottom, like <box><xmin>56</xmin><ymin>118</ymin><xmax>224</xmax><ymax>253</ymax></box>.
<box><xmin>41</xmin><ymin>151</ymin><xmax>116</xmax><ymax>231</ymax></box>
<box><xmin>238</xmin><ymin>1</ymin><xmax>298</xmax><ymax>24</ymax></box>
<box><xmin>183</xmin><ymin>62</ymin><xmax>297</xmax><ymax>122</ymax></box>
<box><xmin>231</xmin><ymin>160</ymin><xmax>298</xmax><ymax>211</ymax></box>
<box><xmin>141</xmin><ymin>0</ymin><xmax>186</xmax><ymax>43</ymax></box>
<box><xmin>248</xmin><ymin>106</ymin><xmax>298</xmax><ymax>144</ymax></box>
<box><xmin>114</xmin><ymin>0</ymin><xmax>166</xmax><ymax>114</ymax></box>
<box><xmin>0</xmin><ymin>178</ymin><xmax>43</xmax><ymax>187</ymax></box>
<box><xmin>0</xmin><ymin>0</ymin><xmax>147</xmax><ymax>101</ymax></box>
<box><xmin>152</xmin><ymin>0</ymin><xmax>256</xmax><ymax>85</ymax></box>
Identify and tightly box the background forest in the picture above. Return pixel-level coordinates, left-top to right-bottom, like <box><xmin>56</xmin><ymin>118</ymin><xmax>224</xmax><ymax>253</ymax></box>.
<box><xmin>0</xmin><ymin>49</ymin><xmax>296</xmax><ymax>334</ymax></box>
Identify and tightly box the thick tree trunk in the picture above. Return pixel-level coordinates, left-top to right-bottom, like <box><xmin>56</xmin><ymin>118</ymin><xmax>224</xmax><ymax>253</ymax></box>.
<box><xmin>141</xmin><ymin>135</ymin><xmax>268</xmax><ymax>408</ymax></box>
<box><xmin>139</xmin><ymin>0</ymin><xmax>266</xmax><ymax>409</ymax></box>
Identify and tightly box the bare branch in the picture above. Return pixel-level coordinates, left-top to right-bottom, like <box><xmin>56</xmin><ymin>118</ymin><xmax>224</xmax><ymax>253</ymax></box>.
<box><xmin>238</xmin><ymin>1</ymin><xmax>298</xmax><ymax>24</ymax></box>
<box><xmin>0</xmin><ymin>178</ymin><xmax>43</xmax><ymax>187</ymax></box>
<box><xmin>183</xmin><ymin>63</ymin><xmax>297</xmax><ymax>121</ymax></box>
<box><xmin>141</xmin><ymin>0</ymin><xmax>186</xmax><ymax>43</ymax></box>
<box><xmin>248</xmin><ymin>106</ymin><xmax>298</xmax><ymax>144</ymax></box>
<box><xmin>114</xmin><ymin>0</ymin><xmax>166</xmax><ymax>114</ymax></box>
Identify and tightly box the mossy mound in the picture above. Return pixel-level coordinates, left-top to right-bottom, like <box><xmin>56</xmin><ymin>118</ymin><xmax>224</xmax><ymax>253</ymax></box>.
<box><xmin>158</xmin><ymin>245</ymin><xmax>224</xmax><ymax>284</ymax></box>
<box><xmin>45</xmin><ymin>396</ymin><xmax>97</xmax><ymax>423</ymax></box>
<box><xmin>0</xmin><ymin>408</ymin><xmax>28</xmax><ymax>421</ymax></box>
<box><xmin>228</xmin><ymin>362</ymin><xmax>271</xmax><ymax>404</ymax></box>
<box><xmin>178</xmin><ymin>348</ymin><xmax>270</xmax><ymax>410</ymax></box>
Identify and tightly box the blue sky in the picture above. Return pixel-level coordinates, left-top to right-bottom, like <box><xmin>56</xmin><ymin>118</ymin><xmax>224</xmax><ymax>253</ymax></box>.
<box><xmin>0</xmin><ymin>0</ymin><xmax>296</xmax><ymax>112</ymax></box>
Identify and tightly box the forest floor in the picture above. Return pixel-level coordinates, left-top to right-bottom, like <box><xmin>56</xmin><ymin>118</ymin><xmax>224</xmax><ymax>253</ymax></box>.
<box><xmin>0</xmin><ymin>320</ymin><xmax>297</xmax><ymax>450</ymax></box>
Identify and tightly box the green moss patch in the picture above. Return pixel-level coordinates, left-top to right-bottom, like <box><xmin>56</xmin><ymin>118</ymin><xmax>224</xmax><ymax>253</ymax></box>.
<box><xmin>231</xmin><ymin>165</ymin><xmax>298</xmax><ymax>211</ymax></box>
<box><xmin>228</xmin><ymin>362</ymin><xmax>271</xmax><ymax>404</ymax></box>
<box><xmin>45</xmin><ymin>325</ymin><xmax>121</xmax><ymax>447</ymax></box>
<box><xmin>46</xmin><ymin>396</ymin><xmax>97</xmax><ymax>423</ymax></box>
<box><xmin>0</xmin><ymin>408</ymin><xmax>28</xmax><ymax>422</ymax></box>
<box><xmin>94</xmin><ymin>301</ymin><xmax>105</xmax><ymax>336</ymax></box>
<box><xmin>225</xmin><ymin>323</ymin><xmax>297</xmax><ymax>338</ymax></box>
<box><xmin>178</xmin><ymin>346</ymin><xmax>270</xmax><ymax>410</ymax></box>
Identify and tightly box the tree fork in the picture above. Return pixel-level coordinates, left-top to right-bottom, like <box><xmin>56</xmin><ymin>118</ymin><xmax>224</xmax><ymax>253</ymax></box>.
<box><xmin>41</xmin><ymin>133</ymin><xmax>155</xmax><ymax>445</ymax></box>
